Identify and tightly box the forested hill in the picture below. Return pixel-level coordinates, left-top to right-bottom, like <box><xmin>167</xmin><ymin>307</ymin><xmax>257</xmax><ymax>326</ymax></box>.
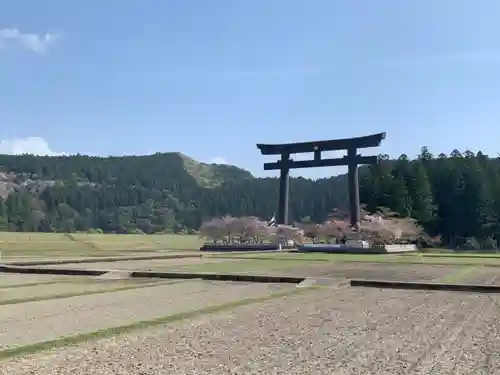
<box><xmin>0</xmin><ymin>152</ymin><xmax>349</xmax><ymax>234</ymax></box>
<box><xmin>0</xmin><ymin>148</ymin><xmax>500</xmax><ymax>247</ymax></box>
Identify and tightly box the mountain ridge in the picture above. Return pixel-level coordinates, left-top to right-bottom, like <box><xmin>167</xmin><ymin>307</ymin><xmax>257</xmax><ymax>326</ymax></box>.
<box><xmin>0</xmin><ymin>152</ymin><xmax>348</xmax><ymax>233</ymax></box>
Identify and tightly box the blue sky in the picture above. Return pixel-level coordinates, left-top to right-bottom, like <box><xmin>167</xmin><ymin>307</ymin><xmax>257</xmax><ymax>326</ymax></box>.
<box><xmin>1</xmin><ymin>1</ymin><xmax>500</xmax><ymax>178</ymax></box>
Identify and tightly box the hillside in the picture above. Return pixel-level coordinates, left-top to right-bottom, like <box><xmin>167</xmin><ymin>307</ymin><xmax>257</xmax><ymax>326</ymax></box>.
<box><xmin>179</xmin><ymin>153</ymin><xmax>253</xmax><ymax>187</ymax></box>
<box><xmin>0</xmin><ymin>152</ymin><xmax>348</xmax><ymax>234</ymax></box>
<box><xmin>0</xmin><ymin>152</ymin><xmax>252</xmax><ymax>194</ymax></box>
<box><xmin>2</xmin><ymin>148</ymin><xmax>500</xmax><ymax>248</ymax></box>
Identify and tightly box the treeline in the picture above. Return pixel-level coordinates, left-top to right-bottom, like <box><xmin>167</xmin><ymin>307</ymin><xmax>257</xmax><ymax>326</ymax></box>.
<box><xmin>0</xmin><ymin>153</ymin><xmax>348</xmax><ymax>234</ymax></box>
<box><xmin>0</xmin><ymin>148</ymin><xmax>499</xmax><ymax>247</ymax></box>
<box><xmin>360</xmin><ymin>147</ymin><xmax>500</xmax><ymax>247</ymax></box>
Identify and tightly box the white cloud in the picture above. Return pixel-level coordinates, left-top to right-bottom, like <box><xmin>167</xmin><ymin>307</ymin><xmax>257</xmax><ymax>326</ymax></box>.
<box><xmin>0</xmin><ymin>137</ymin><xmax>66</xmax><ymax>156</ymax></box>
<box><xmin>209</xmin><ymin>157</ymin><xmax>228</xmax><ymax>165</ymax></box>
<box><xmin>0</xmin><ymin>28</ymin><xmax>60</xmax><ymax>54</ymax></box>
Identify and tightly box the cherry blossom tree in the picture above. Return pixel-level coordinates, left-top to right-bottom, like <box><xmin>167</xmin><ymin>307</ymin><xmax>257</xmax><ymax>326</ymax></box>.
<box><xmin>200</xmin><ymin>216</ymin><xmax>276</xmax><ymax>244</ymax></box>
<box><xmin>200</xmin><ymin>208</ymin><xmax>424</xmax><ymax>246</ymax></box>
<box><xmin>317</xmin><ymin>219</ymin><xmax>352</xmax><ymax>244</ymax></box>
<box><xmin>295</xmin><ymin>222</ymin><xmax>322</xmax><ymax>243</ymax></box>
<box><xmin>269</xmin><ymin>225</ymin><xmax>305</xmax><ymax>245</ymax></box>
<box><xmin>358</xmin><ymin>211</ymin><xmax>423</xmax><ymax>245</ymax></box>
<box><xmin>199</xmin><ymin>216</ymin><xmax>235</xmax><ymax>244</ymax></box>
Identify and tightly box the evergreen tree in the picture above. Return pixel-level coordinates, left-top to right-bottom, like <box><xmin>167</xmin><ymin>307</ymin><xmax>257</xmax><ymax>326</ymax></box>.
<box><xmin>407</xmin><ymin>161</ymin><xmax>435</xmax><ymax>228</ymax></box>
<box><xmin>0</xmin><ymin>198</ymin><xmax>7</xmax><ymax>231</ymax></box>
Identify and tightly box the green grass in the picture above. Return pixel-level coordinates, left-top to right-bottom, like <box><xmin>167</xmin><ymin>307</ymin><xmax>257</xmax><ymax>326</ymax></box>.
<box><xmin>405</xmin><ymin>255</ymin><xmax>500</xmax><ymax>266</ymax></box>
<box><xmin>208</xmin><ymin>252</ymin><xmax>421</xmax><ymax>263</ymax></box>
<box><xmin>213</xmin><ymin>251</ymin><xmax>500</xmax><ymax>265</ymax></box>
<box><xmin>165</xmin><ymin>258</ymin><xmax>331</xmax><ymax>274</ymax></box>
<box><xmin>209</xmin><ymin>252</ymin><xmax>434</xmax><ymax>263</ymax></box>
<box><xmin>1</xmin><ymin>251</ymin><xmax>125</xmax><ymax>260</ymax></box>
<box><xmin>206</xmin><ymin>252</ymin><xmax>340</xmax><ymax>261</ymax></box>
<box><xmin>414</xmin><ymin>252</ymin><xmax>500</xmax><ymax>258</ymax></box>
<box><xmin>0</xmin><ymin>286</ymin><xmax>317</xmax><ymax>359</ymax></box>
<box><xmin>437</xmin><ymin>266</ymin><xmax>479</xmax><ymax>283</ymax></box>
<box><xmin>207</xmin><ymin>252</ymin><xmax>396</xmax><ymax>262</ymax></box>
<box><xmin>0</xmin><ymin>232</ymin><xmax>203</xmax><ymax>257</ymax></box>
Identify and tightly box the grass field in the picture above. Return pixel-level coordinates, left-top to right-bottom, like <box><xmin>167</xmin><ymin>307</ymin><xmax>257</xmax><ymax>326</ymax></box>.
<box><xmin>2</xmin><ymin>231</ymin><xmax>500</xmax><ymax>260</ymax></box>
<box><xmin>411</xmin><ymin>252</ymin><xmax>500</xmax><ymax>258</ymax></box>
<box><xmin>0</xmin><ymin>232</ymin><xmax>203</xmax><ymax>259</ymax></box>
<box><xmin>3</xmin><ymin>230</ymin><xmax>500</xmax><ymax>267</ymax></box>
<box><xmin>207</xmin><ymin>251</ymin><xmax>500</xmax><ymax>266</ymax></box>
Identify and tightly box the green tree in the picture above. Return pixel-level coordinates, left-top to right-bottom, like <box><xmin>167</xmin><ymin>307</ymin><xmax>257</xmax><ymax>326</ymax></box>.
<box><xmin>407</xmin><ymin>161</ymin><xmax>435</xmax><ymax>228</ymax></box>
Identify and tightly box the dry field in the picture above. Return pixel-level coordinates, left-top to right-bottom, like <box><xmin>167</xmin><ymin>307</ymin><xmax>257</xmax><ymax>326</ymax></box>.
<box><xmin>32</xmin><ymin>256</ymin><xmax>483</xmax><ymax>283</ymax></box>
<box><xmin>456</xmin><ymin>267</ymin><xmax>500</xmax><ymax>284</ymax></box>
<box><xmin>0</xmin><ymin>232</ymin><xmax>203</xmax><ymax>259</ymax></box>
<box><xmin>66</xmin><ymin>256</ymin><xmax>494</xmax><ymax>282</ymax></box>
<box><xmin>0</xmin><ymin>273</ymin><xmax>77</xmax><ymax>287</ymax></box>
<box><xmin>34</xmin><ymin>255</ymin><xmax>239</xmax><ymax>270</ymax></box>
<box><xmin>0</xmin><ymin>280</ymin><xmax>294</xmax><ymax>350</ymax></box>
<box><xmin>1</xmin><ymin>284</ymin><xmax>500</xmax><ymax>374</ymax></box>
<box><xmin>0</xmin><ymin>252</ymin><xmax>499</xmax><ymax>374</ymax></box>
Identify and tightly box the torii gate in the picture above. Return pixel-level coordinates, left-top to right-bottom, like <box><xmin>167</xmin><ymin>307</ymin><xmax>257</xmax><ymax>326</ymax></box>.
<box><xmin>256</xmin><ymin>132</ymin><xmax>386</xmax><ymax>229</ymax></box>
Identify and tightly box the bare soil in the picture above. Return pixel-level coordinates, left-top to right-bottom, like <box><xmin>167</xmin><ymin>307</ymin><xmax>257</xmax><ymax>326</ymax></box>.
<box><xmin>2</xmin><ymin>286</ymin><xmax>500</xmax><ymax>374</ymax></box>
<box><xmin>0</xmin><ymin>274</ymin><xmax>75</xmax><ymax>286</ymax></box>
<box><xmin>0</xmin><ymin>279</ymin><xmax>166</xmax><ymax>302</ymax></box>
<box><xmin>0</xmin><ymin>280</ymin><xmax>293</xmax><ymax>350</ymax></box>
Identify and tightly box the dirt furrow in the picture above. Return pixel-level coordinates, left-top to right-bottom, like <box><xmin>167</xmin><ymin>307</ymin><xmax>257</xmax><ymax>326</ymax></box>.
<box><xmin>0</xmin><ymin>280</ymin><xmax>292</xmax><ymax>349</ymax></box>
<box><xmin>329</xmin><ymin>291</ymin><xmax>452</xmax><ymax>372</ymax></box>
<box><xmin>337</xmin><ymin>295</ymin><xmax>456</xmax><ymax>373</ymax></box>
<box><xmin>438</xmin><ymin>296</ymin><xmax>498</xmax><ymax>374</ymax></box>
<box><xmin>408</xmin><ymin>295</ymin><xmax>491</xmax><ymax>374</ymax></box>
<box><xmin>3</xmin><ymin>286</ymin><xmax>500</xmax><ymax>374</ymax></box>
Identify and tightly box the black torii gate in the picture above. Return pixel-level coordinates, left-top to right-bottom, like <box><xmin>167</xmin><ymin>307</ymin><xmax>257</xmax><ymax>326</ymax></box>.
<box><xmin>256</xmin><ymin>132</ymin><xmax>386</xmax><ymax>229</ymax></box>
